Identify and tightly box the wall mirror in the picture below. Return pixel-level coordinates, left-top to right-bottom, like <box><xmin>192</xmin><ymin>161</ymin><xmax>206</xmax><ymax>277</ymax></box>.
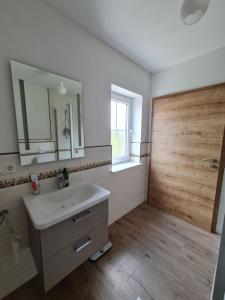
<box><xmin>11</xmin><ymin>61</ymin><xmax>84</xmax><ymax>166</ymax></box>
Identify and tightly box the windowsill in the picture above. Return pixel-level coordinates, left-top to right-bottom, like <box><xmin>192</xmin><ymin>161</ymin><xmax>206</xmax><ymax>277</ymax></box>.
<box><xmin>111</xmin><ymin>161</ymin><xmax>142</xmax><ymax>173</ymax></box>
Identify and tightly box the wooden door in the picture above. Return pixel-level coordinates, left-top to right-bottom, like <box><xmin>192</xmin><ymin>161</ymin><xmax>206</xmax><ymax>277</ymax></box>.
<box><xmin>149</xmin><ymin>84</ymin><xmax>225</xmax><ymax>232</ymax></box>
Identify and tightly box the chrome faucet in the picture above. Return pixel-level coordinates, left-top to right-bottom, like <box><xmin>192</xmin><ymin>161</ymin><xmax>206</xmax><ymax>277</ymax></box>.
<box><xmin>57</xmin><ymin>168</ymin><xmax>69</xmax><ymax>189</ymax></box>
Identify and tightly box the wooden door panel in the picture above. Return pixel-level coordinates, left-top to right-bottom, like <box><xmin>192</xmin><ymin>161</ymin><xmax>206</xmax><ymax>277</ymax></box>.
<box><xmin>150</xmin><ymin>175</ymin><xmax>215</xmax><ymax>201</ymax></box>
<box><xmin>150</xmin><ymin>190</ymin><xmax>213</xmax><ymax>230</ymax></box>
<box><xmin>149</xmin><ymin>84</ymin><xmax>225</xmax><ymax>232</ymax></box>
<box><xmin>150</xmin><ymin>161</ymin><xmax>218</xmax><ymax>185</ymax></box>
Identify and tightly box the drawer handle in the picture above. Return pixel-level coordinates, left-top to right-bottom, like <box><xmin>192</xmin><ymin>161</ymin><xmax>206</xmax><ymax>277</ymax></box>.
<box><xmin>73</xmin><ymin>238</ymin><xmax>92</xmax><ymax>253</ymax></box>
<box><xmin>72</xmin><ymin>211</ymin><xmax>92</xmax><ymax>223</ymax></box>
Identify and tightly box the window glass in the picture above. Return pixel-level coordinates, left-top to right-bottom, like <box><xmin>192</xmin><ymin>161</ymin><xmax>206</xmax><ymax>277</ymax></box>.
<box><xmin>111</xmin><ymin>101</ymin><xmax>116</xmax><ymax>130</ymax></box>
<box><xmin>111</xmin><ymin>99</ymin><xmax>129</xmax><ymax>162</ymax></box>
<box><xmin>117</xmin><ymin>102</ymin><xmax>127</xmax><ymax>130</ymax></box>
<box><xmin>111</xmin><ymin>130</ymin><xmax>126</xmax><ymax>159</ymax></box>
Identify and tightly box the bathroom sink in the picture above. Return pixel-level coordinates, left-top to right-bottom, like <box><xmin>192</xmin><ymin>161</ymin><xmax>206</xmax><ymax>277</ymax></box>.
<box><xmin>23</xmin><ymin>183</ymin><xmax>110</xmax><ymax>230</ymax></box>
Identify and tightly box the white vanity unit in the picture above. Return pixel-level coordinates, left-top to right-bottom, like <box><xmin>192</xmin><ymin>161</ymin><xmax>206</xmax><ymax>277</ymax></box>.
<box><xmin>23</xmin><ymin>183</ymin><xmax>110</xmax><ymax>292</ymax></box>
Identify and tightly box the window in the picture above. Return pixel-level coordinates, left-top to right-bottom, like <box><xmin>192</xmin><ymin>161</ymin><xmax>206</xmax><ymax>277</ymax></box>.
<box><xmin>111</xmin><ymin>97</ymin><xmax>131</xmax><ymax>164</ymax></box>
<box><xmin>110</xmin><ymin>84</ymin><xmax>143</xmax><ymax>171</ymax></box>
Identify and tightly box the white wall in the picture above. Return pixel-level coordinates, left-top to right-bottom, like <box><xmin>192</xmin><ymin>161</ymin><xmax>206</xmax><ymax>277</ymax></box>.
<box><xmin>0</xmin><ymin>0</ymin><xmax>151</xmax><ymax>254</ymax></box>
<box><xmin>0</xmin><ymin>0</ymin><xmax>150</xmax><ymax>152</ymax></box>
<box><xmin>152</xmin><ymin>46</ymin><xmax>225</xmax><ymax>97</ymax></box>
<box><xmin>151</xmin><ymin>46</ymin><xmax>225</xmax><ymax>234</ymax></box>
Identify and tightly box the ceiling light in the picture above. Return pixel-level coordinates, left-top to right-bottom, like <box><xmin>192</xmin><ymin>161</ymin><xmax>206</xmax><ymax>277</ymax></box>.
<box><xmin>56</xmin><ymin>81</ymin><xmax>67</xmax><ymax>95</ymax></box>
<box><xmin>181</xmin><ymin>0</ymin><xmax>210</xmax><ymax>25</ymax></box>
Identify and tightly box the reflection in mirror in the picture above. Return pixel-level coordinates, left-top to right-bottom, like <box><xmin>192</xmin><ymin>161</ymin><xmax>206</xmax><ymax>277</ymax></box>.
<box><xmin>10</xmin><ymin>61</ymin><xmax>84</xmax><ymax>166</ymax></box>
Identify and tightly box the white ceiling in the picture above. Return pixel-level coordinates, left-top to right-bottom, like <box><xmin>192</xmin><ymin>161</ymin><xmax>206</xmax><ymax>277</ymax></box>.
<box><xmin>44</xmin><ymin>0</ymin><xmax>225</xmax><ymax>73</ymax></box>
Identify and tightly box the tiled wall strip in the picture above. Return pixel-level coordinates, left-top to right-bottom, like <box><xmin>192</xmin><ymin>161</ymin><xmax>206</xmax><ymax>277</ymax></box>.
<box><xmin>20</xmin><ymin>150</ymin><xmax>57</xmax><ymax>156</ymax></box>
<box><xmin>20</xmin><ymin>148</ymin><xmax>85</xmax><ymax>156</ymax></box>
<box><xmin>0</xmin><ymin>160</ymin><xmax>112</xmax><ymax>189</ymax></box>
<box><xmin>0</xmin><ymin>145</ymin><xmax>112</xmax><ymax>156</ymax></box>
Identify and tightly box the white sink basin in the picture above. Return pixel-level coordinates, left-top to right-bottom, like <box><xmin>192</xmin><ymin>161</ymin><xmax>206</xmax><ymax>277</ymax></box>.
<box><xmin>23</xmin><ymin>183</ymin><xmax>110</xmax><ymax>230</ymax></box>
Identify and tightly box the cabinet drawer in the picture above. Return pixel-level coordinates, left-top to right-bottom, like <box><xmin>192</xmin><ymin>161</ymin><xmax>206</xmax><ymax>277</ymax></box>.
<box><xmin>41</xmin><ymin>200</ymin><xmax>108</xmax><ymax>260</ymax></box>
<box><xmin>43</xmin><ymin>223</ymin><xmax>108</xmax><ymax>291</ymax></box>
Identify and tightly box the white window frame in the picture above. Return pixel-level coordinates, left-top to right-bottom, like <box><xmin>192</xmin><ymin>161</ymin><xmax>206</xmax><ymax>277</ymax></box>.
<box><xmin>111</xmin><ymin>93</ymin><xmax>132</xmax><ymax>165</ymax></box>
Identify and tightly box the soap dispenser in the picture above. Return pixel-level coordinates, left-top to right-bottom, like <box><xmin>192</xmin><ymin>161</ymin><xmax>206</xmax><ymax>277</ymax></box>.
<box><xmin>30</xmin><ymin>174</ymin><xmax>40</xmax><ymax>194</ymax></box>
<box><xmin>63</xmin><ymin>168</ymin><xmax>69</xmax><ymax>187</ymax></box>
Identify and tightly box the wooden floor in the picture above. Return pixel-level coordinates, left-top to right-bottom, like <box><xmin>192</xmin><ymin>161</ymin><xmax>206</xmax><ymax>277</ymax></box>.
<box><xmin>5</xmin><ymin>203</ymin><xmax>220</xmax><ymax>300</ymax></box>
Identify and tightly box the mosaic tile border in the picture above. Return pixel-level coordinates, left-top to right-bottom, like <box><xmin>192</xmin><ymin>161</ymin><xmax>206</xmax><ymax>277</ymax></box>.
<box><xmin>140</xmin><ymin>153</ymin><xmax>150</xmax><ymax>158</ymax></box>
<box><xmin>130</xmin><ymin>153</ymin><xmax>150</xmax><ymax>158</ymax></box>
<box><xmin>0</xmin><ymin>160</ymin><xmax>112</xmax><ymax>189</ymax></box>
<box><xmin>130</xmin><ymin>141</ymin><xmax>151</xmax><ymax>144</ymax></box>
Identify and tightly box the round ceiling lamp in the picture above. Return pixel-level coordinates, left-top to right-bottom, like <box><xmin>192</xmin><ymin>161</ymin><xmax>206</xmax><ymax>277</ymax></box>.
<box><xmin>181</xmin><ymin>0</ymin><xmax>210</xmax><ymax>25</ymax></box>
<box><xmin>56</xmin><ymin>81</ymin><xmax>67</xmax><ymax>95</ymax></box>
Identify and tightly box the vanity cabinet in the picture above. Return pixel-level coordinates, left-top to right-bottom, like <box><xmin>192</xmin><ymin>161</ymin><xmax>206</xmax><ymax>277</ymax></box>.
<box><xmin>28</xmin><ymin>200</ymin><xmax>108</xmax><ymax>292</ymax></box>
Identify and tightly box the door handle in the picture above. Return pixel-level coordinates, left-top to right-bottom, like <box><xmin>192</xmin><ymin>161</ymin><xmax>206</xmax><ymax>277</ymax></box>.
<box><xmin>73</xmin><ymin>238</ymin><xmax>92</xmax><ymax>253</ymax></box>
<box><xmin>209</xmin><ymin>163</ymin><xmax>218</xmax><ymax>170</ymax></box>
<box><xmin>202</xmin><ymin>159</ymin><xmax>218</xmax><ymax>163</ymax></box>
